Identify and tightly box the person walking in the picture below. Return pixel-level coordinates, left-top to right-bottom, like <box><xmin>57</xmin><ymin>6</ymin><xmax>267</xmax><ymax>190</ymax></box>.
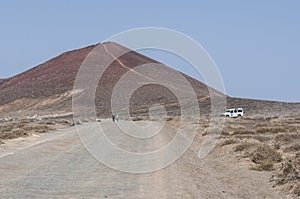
<box><xmin>112</xmin><ymin>114</ymin><xmax>115</xmax><ymax>122</ymax></box>
<box><xmin>115</xmin><ymin>114</ymin><xmax>119</xmax><ymax>122</ymax></box>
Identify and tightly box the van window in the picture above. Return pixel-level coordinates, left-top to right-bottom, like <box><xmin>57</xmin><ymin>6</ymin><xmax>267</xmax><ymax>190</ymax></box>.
<box><xmin>238</xmin><ymin>110</ymin><xmax>242</xmax><ymax>112</ymax></box>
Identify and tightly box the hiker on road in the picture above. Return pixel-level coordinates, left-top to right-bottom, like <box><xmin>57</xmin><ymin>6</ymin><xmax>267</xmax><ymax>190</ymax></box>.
<box><xmin>115</xmin><ymin>114</ymin><xmax>119</xmax><ymax>122</ymax></box>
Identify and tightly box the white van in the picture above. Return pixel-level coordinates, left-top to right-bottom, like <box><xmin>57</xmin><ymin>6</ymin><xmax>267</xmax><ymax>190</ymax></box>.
<box><xmin>223</xmin><ymin>108</ymin><xmax>244</xmax><ymax>118</ymax></box>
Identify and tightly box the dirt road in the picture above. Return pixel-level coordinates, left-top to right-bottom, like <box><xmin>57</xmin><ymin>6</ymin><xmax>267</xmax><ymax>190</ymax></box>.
<box><xmin>0</xmin><ymin>120</ymin><xmax>289</xmax><ymax>198</ymax></box>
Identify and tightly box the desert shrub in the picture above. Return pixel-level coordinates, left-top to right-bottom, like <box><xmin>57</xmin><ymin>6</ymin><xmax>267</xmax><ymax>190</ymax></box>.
<box><xmin>65</xmin><ymin>119</ymin><xmax>73</xmax><ymax>124</ymax></box>
<box><xmin>165</xmin><ymin>117</ymin><xmax>173</xmax><ymax>122</ymax></box>
<box><xmin>221</xmin><ymin>125</ymin><xmax>246</xmax><ymax>136</ymax></box>
<box><xmin>273</xmin><ymin>157</ymin><xmax>300</xmax><ymax>196</ymax></box>
<box><xmin>281</xmin><ymin>159</ymin><xmax>300</xmax><ymax>181</ymax></box>
<box><xmin>0</xmin><ymin>125</ymin><xmax>13</xmax><ymax>132</ymax></box>
<box><xmin>55</xmin><ymin>119</ymin><xmax>71</xmax><ymax>124</ymax></box>
<box><xmin>287</xmin><ymin>126</ymin><xmax>298</xmax><ymax>133</ymax></box>
<box><xmin>234</xmin><ymin>135</ymin><xmax>253</xmax><ymax>140</ymax></box>
<box><xmin>293</xmin><ymin>184</ymin><xmax>300</xmax><ymax>196</ymax></box>
<box><xmin>132</xmin><ymin>117</ymin><xmax>144</xmax><ymax>121</ymax></box>
<box><xmin>252</xmin><ymin>135</ymin><xmax>271</xmax><ymax>142</ymax></box>
<box><xmin>201</xmin><ymin>130</ymin><xmax>207</xmax><ymax>136</ymax></box>
<box><xmin>260</xmin><ymin>161</ymin><xmax>275</xmax><ymax>171</ymax></box>
<box><xmin>23</xmin><ymin>126</ymin><xmax>34</xmax><ymax>132</ymax></box>
<box><xmin>221</xmin><ymin>130</ymin><xmax>230</xmax><ymax>136</ymax></box>
<box><xmin>255</xmin><ymin>122</ymin><xmax>269</xmax><ymax>128</ymax></box>
<box><xmin>256</xmin><ymin>127</ymin><xmax>269</xmax><ymax>134</ymax></box>
<box><xmin>23</xmin><ymin>125</ymin><xmax>52</xmax><ymax>133</ymax></box>
<box><xmin>250</xmin><ymin>161</ymin><xmax>274</xmax><ymax>171</ymax></box>
<box><xmin>265</xmin><ymin>116</ymin><xmax>273</xmax><ymax>121</ymax></box>
<box><xmin>45</xmin><ymin>121</ymin><xmax>55</xmax><ymax>125</ymax></box>
<box><xmin>202</xmin><ymin>124</ymin><xmax>209</xmax><ymax>128</ymax></box>
<box><xmin>235</xmin><ymin>142</ymin><xmax>282</xmax><ymax>164</ymax></box>
<box><xmin>0</xmin><ymin>128</ymin><xmax>29</xmax><ymax>140</ymax></box>
<box><xmin>36</xmin><ymin>125</ymin><xmax>52</xmax><ymax>133</ymax></box>
<box><xmin>12</xmin><ymin>128</ymin><xmax>28</xmax><ymax>136</ymax></box>
<box><xmin>20</xmin><ymin>119</ymin><xmax>30</xmax><ymax>123</ymax></box>
<box><xmin>232</xmin><ymin>130</ymin><xmax>256</xmax><ymax>135</ymax></box>
<box><xmin>275</xmin><ymin>134</ymin><xmax>300</xmax><ymax>145</ymax></box>
<box><xmin>274</xmin><ymin>142</ymin><xmax>281</xmax><ymax>150</ymax></box>
<box><xmin>229</xmin><ymin>125</ymin><xmax>247</xmax><ymax>130</ymax></box>
<box><xmin>221</xmin><ymin>139</ymin><xmax>237</xmax><ymax>147</ymax></box>
<box><xmin>251</xmin><ymin>145</ymin><xmax>282</xmax><ymax>164</ymax></box>
<box><xmin>234</xmin><ymin>142</ymin><xmax>255</xmax><ymax>152</ymax></box>
<box><xmin>256</xmin><ymin>127</ymin><xmax>287</xmax><ymax>134</ymax></box>
<box><xmin>16</xmin><ymin>123</ymin><xmax>25</xmax><ymax>128</ymax></box>
<box><xmin>284</xmin><ymin>143</ymin><xmax>300</xmax><ymax>153</ymax></box>
<box><xmin>272</xmin><ymin>127</ymin><xmax>288</xmax><ymax>133</ymax></box>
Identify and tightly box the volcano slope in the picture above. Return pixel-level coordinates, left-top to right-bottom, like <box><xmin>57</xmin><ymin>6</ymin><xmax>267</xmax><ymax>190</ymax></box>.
<box><xmin>0</xmin><ymin>42</ymin><xmax>212</xmax><ymax>119</ymax></box>
<box><xmin>0</xmin><ymin>42</ymin><xmax>299</xmax><ymax>119</ymax></box>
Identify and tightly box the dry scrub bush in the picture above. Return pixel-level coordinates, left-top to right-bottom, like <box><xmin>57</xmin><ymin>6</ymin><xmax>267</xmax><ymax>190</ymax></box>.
<box><xmin>251</xmin><ymin>145</ymin><xmax>282</xmax><ymax>164</ymax></box>
<box><xmin>0</xmin><ymin>125</ymin><xmax>13</xmax><ymax>132</ymax></box>
<box><xmin>234</xmin><ymin>135</ymin><xmax>253</xmax><ymax>140</ymax></box>
<box><xmin>250</xmin><ymin>161</ymin><xmax>274</xmax><ymax>171</ymax></box>
<box><xmin>256</xmin><ymin>127</ymin><xmax>287</xmax><ymax>134</ymax></box>
<box><xmin>0</xmin><ymin>128</ymin><xmax>29</xmax><ymax>140</ymax></box>
<box><xmin>255</xmin><ymin>122</ymin><xmax>269</xmax><ymax>128</ymax></box>
<box><xmin>272</xmin><ymin>156</ymin><xmax>300</xmax><ymax>196</ymax></box>
<box><xmin>234</xmin><ymin>142</ymin><xmax>255</xmax><ymax>152</ymax></box>
<box><xmin>275</xmin><ymin>134</ymin><xmax>300</xmax><ymax>145</ymax></box>
<box><xmin>232</xmin><ymin>130</ymin><xmax>256</xmax><ymax>135</ymax></box>
<box><xmin>234</xmin><ymin>142</ymin><xmax>282</xmax><ymax>164</ymax></box>
<box><xmin>221</xmin><ymin>139</ymin><xmax>237</xmax><ymax>147</ymax></box>
<box><xmin>287</xmin><ymin>126</ymin><xmax>298</xmax><ymax>133</ymax></box>
<box><xmin>45</xmin><ymin>121</ymin><xmax>55</xmax><ymax>125</ymax></box>
<box><xmin>252</xmin><ymin>135</ymin><xmax>271</xmax><ymax>143</ymax></box>
<box><xmin>132</xmin><ymin>117</ymin><xmax>144</xmax><ymax>121</ymax></box>
<box><xmin>221</xmin><ymin>129</ymin><xmax>230</xmax><ymax>136</ymax></box>
<box><xmin>284</xmin><ymin>143</ymin><xmax>300</xmax><ymax>153</ymax></box>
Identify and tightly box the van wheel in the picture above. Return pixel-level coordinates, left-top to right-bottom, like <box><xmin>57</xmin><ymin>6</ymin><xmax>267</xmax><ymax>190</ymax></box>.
<box><xmin>226</xmin><ymin>115</ymin><xmax>229</xmax><ymax>117</ymax></box>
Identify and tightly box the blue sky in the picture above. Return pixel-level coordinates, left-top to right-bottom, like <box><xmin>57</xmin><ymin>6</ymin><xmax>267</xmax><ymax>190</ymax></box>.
<box><xmin>0</xmin><ymin>1</ymin><xmax>299</xmax><ymax>102</ymax></box>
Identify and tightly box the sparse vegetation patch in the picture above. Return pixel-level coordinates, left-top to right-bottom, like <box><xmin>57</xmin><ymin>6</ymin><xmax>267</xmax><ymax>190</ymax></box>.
<box><xmin>250</xmin><ymin>161</ymin><xmax>274</xmax><ymax>171</ymax></box>
<box><xmin>256</xmin><ymin>127</ymin><xmax>287</xmax><ymax>134</ymax></box>
<box><xmin>0</xmin><ymin>119</ymin><xmax>73</xmax><ymax>143</ymax></box>
<box><xmin>219</xmin><ymin>115</ymin><xmax>300</xmax><ymax>196</ymax></box>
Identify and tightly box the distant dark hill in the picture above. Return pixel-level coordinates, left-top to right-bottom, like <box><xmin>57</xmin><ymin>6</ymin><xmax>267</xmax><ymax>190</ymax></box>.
<box><xmin>0</xmin><ymin>42</ymin><xmax>299</xmax><ymax>118</ymax></box>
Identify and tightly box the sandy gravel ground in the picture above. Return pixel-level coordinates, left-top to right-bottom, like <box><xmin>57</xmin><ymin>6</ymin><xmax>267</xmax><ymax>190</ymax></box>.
<box><xmin>0</xmin><ymin>120</ymin><xmax>295</xmax><ymax>198</ymax></box>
